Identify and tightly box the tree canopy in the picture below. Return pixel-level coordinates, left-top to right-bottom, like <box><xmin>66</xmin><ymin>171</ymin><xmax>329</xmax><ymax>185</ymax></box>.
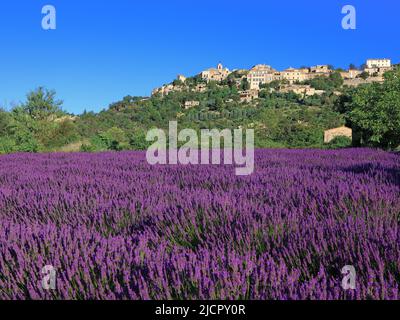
<box><xmin>338</xmin><ymin>68</ymin><xmax>400</xmax><ymax>149</ymax></box>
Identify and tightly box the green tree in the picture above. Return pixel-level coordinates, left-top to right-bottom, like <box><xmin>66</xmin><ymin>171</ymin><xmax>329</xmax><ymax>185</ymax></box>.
<box><xmin>8</xmin><ymin>123</ymin><xmax>40</xmax><ymax>152</ymax></box>
<box><xmin>358</xmin><ymin>71</ymin><xmax>369</xmax><ymax>80</ymax></box>
<box><xmin>128</xmin><ymin>128</ymin><xmax>149</xmax><ymax>150</ymax></box>
<box><xmin>7</xmin><ymin>108</ymin><xmax>41</xmax><ymax>152</ymax></box>
<box><xmin>240</xmin><ymin>78</ymin><xmax>250</xmax><ymax>91</ymax></box>
<box><xmin>0</xmin><ymin>109</ymin><xmax>11</xmax><ymax>135</ymax></box>
<box><xmin>341</xmin><ymin>69</ymin><xmax>400</xmax><ymax>149</ymax></box>
<box><xmin>44</xmin><ymin>120</ymin><xmax>80</xmax><ymax>149</ymax></box>
<box><xmin>22</xmin><ymin>87</ymin><xmax>64</xmax><ymax>120</ymax></box>
<box><xmin>99</xmin><ymin>127</ymin><xmax>130</xmax><ymax>151</ymax></box>
<box><xmin>0</xmin><ymin>136</ymin><xmax>15</xmax><ymax>154</ymax></box>
<box><xmin>349</xmin><ymin>63</ymin><xmax>358</xmax><ymax>70</ymax></box>
<box><xmin>306</xmin><ymin>72</ymin><xmax>343</xmax><ymax>91</ymax></box>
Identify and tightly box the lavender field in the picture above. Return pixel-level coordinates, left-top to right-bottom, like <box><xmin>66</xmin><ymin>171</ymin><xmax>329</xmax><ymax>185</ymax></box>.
<box><xmin>0</xmin><ymin>149</ymin><xmax>399</xmax><ymax>300</ymax></box>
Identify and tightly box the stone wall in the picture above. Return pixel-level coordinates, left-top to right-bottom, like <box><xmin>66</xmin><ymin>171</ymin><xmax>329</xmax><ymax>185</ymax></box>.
<box><xmin>324</xmin><ymin>126</ymin><xmax>352</xmax><ymax>143</ymax></box>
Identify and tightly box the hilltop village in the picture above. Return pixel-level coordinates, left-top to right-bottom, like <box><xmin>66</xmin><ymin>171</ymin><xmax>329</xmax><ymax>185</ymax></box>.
<box><xmin>152</xmin><ymin>59</ymin><xmax>393</xmax><ymax>104</ymax></box>
<box><xmin>147</xmin><ymin>58</ymin><xmax>397</xmax><ymax>146</ymax></box>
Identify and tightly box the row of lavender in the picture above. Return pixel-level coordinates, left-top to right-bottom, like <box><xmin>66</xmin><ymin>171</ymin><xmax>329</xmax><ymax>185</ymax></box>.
<box><xmin>0</xmin><ymin>149</ymin><xmax>399</xmax><ymax>299</ymax></box>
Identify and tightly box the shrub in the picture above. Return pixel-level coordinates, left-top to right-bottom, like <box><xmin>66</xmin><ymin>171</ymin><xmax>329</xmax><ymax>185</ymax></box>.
<box><xmin>326</xmin><ymin>136</ymin><xmax>352</xmax><ymax>149</ymax></box>
<box><xmin>0</xmin><ymin>137</ymin><xmax>16</xmax><ymax>154</ymax></box>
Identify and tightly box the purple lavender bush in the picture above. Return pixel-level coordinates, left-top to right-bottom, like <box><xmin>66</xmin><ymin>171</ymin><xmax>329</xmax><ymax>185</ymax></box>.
<box><xmin>0</xmin><ymin>149</ymin><xmax>399</xmax><ymax>300</ymax></box>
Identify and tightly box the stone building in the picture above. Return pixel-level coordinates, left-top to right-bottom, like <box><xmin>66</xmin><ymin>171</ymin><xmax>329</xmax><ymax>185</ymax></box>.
<box><xmin>177</xmin><ymin>75</ymin><xmax>186</xmax><ymax>83</ymax></box>
<box><xmin>340</xmin><ymin>69</ymin><xmax>362</xmax><ymax>79</ymax></box>
<box><xmin>324</xmin><ymin>126</ymin><xmax>352</xmax><ymax>143</ymax></box>
<box><xmin>239</xmin><ymin>89</ymin><xmax>259</xmax><ymax>103</ymax></box>
<box><xmin>247</xmin><ymin>64</ymin><xmax>276</xmax><ymax>90</ymax></box>
<box><xmin>200</xmin><ymin>63</ymin><xmax>231</xmax><ymax>82</ymax></box>
<box><xmin>365</xmin><ymin>59</ymin><xmax>392</xmax><ymax>76</ymax></box>
<box><xmin>193</xmin><ymin>83</ymin><xmax>207</xmax><ymax>93</ymax></box>
<box><xmin>184</xmin><ymin>100</ymin><xmax>200</xmax><ymax>110</ymax></box>
<box><xmin>152</xmin><ymin>84</ymin><xmax>183</xmax><ymax>97</ymax></box>
<box><xmin>365</xmin><ymin>66</ymin><xmax>392</xmax><ymax>76</ymax></box>
<box><xmin>280</xmin><ymin>84</ymin><xmax>325</xmax><ymax>96</ymax></box>
<box><xmin>310</xmin><ymin>65</ymin><xmax>331</xmax><ymax>74</ymax></box>
<box><xmin>278</xmin><ymin>68</ymin><xmax>309</xmax><ymax>84</ymax></box>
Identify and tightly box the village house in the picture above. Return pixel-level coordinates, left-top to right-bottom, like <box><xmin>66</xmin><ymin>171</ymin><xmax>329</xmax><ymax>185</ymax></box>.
<box><xmin>365</xmin><ymin>67</ymin><xmax>379</xmax><ymax>76</ymax></box>
<box><xmin>364</xmin><ymin>66</ymin><xmax>392</xmax><ymax>77</ymax></box>
<box><xmin>278</xmin><ymin>68</ymin><xmax>309</xmax><ymax>84</ymax></box>
<box><xmin>239</xmin><ymin>89</ymin><xmax>259</xmax><ymax>103</ymax></box>
<box><xmin>152</xmin><ymin>83</ymin><xmax>183</xmax><ymax>97</ymax></box>
<box><xmin>364</xmin><ymin>59</ymin><xmax>392</xmax><ymax>76</ymax></box>
<box><xmin>151</xmin><ymin>87</ymin><xmax>164</xmax><ymax>96</ymax></box>
<box><xmin>310</xmin><ymin>65</ymin><xmax>331</xmax><ymax>74</ymax></box>
<box><xmin>324</xmin><ymin>126</ymin><xmax>353</xmax><ymax>144</ymax></box>
<box><xmin>193</xmin><ymin>83</ymin><xmax>207</xmax><ymax>93</ymax></box>
<box><xmin>247</xmin><ymin>64</ymin><xmax>276</xmax><ymax>90</ymax></box>
<box><xmin>151</xmin><ymin>84</ymin><xmax>172</xmax><ymax>96</ymax></box>
<box><xmin>367</xmin><ymin>66</ymin><xmax>392</xmax><ymax>77</ymax></box>
<box><xmin>200</xmin><ymin>63</ymin><xmax>231</xmax><ymax>82</ymax></box>
<box><xmin>279</xmin><ymin>84</ymin><xmax>325</xmax><ymax>96</ymax></box>
<box><xmin>340</xmin><ymin>69</ymin><xmax>362</xmax><ymax>79</ymax></box>
<box><xmin>177</xmin><ymin>75</ymin><xmax>186</xmax><ymax>83</ymax></box>
<box><xmin>184</xmin><ymin>100</ymin><xmax>200</xmax><ymax>110</ymax></box>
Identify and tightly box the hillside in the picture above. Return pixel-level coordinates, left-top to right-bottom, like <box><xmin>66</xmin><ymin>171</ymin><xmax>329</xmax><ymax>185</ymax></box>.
<box><xmin>1</xmin><ymin>65</ymin><xmax>399</xmax><ymax>154</ymax></box>
<box><xmin>74</xmin><ymin>70</ymin><xmax>349</xmax><ymax>151</ymax></box>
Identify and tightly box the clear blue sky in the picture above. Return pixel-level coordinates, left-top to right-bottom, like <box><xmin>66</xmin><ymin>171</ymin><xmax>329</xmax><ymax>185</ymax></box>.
<box><xmin>0</xmin><ymin>0</ymin><xmax>399</xmax><ymax>114</ymax></box>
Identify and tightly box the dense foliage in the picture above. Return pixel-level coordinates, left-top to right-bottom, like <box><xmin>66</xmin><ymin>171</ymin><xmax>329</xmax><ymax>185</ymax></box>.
<box><xmin>335</xmin><ymin>68</ymin><xmax>400</xmax><ymax>149</ymax></box>
<box><xmin>0</xmin><ymin>149</ymin><xmax>399</xmax><ymax>299</ymax></box>
<box><xmin>304</xmin><ymin>72</ymin><xmax>344</xmax><ymax>91</ymax></box>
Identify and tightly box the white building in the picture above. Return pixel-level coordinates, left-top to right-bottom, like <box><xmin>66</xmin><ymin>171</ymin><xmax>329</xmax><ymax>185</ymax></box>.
<box><xmin>366</xmin><ymin>59</ymin><xmax>391</xmax><ymax>69</ymax></box>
